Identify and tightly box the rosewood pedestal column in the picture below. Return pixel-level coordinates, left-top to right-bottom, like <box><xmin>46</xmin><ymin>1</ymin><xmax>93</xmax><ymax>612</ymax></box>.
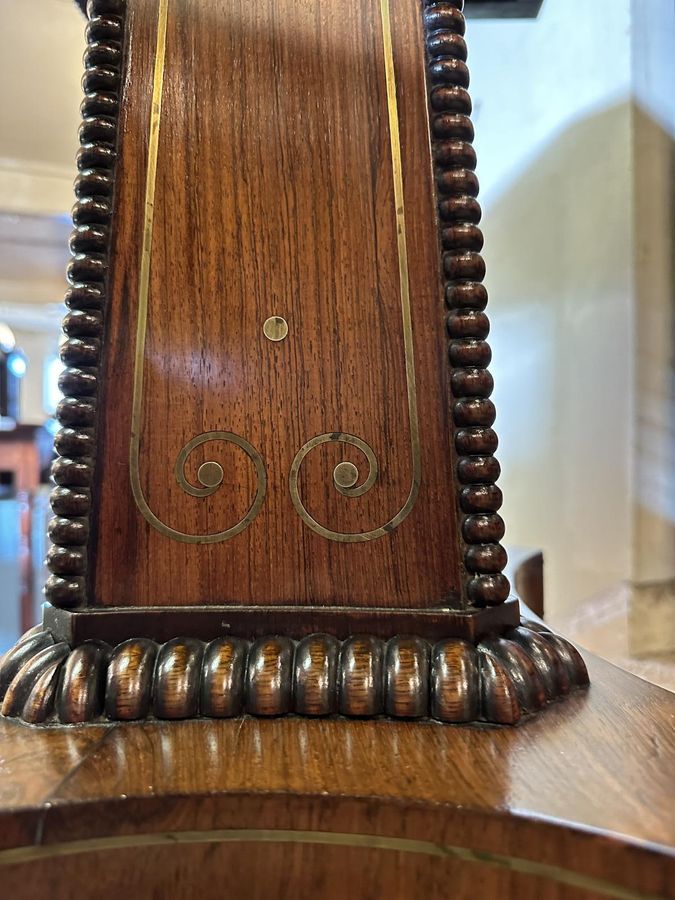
<box><xmin>0</xmin><ymin>0</ymin><xmax>587</xmax><ymax>724</ymax></box>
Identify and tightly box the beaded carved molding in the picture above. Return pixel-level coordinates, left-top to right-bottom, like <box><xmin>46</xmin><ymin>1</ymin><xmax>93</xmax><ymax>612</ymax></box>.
<box><xmin>2</xmin><ymin>0</ymin><xmax>592</xmax><ymax>728</ymax></box>
<box><xmin>422</xmin><ymin>0</ymin><xmax>509</xmax><ymax>607</ymax></box>
<box><xmin>47</xmin><ymin>0</ymin><xmax>509</xmax><ymax>611</ymax></box>
<box><xmin>46</xmin><ymin>0</ymin><xmax>128</xmax><ymax>609</ymax></box>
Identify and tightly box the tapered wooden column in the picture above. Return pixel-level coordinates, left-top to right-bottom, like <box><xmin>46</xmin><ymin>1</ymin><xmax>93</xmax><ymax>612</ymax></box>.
<box><xmin>0</xmin><ymin>0</ymin><xmax>587</xmax><ymax>724</ymax></box>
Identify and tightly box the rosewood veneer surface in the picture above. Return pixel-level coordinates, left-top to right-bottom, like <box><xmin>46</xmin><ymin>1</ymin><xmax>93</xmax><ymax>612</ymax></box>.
<box><xmin>0</xmin><ymin>650</ymin><xmax>672</xmax><ymax>899</ymax></box>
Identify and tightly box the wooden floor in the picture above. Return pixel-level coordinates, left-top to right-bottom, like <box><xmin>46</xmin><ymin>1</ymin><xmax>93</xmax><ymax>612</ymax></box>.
<box><xmin>0</xmin><ymin>649</ymin><xmax>672</xmax><ymax>899</ymax></box>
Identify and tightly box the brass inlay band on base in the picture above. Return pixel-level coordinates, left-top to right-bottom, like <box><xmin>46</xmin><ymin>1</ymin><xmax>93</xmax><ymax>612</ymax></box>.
<box><xmin>0</xmin><ymin>828</ymin><xmax>658</xmax><ymax>899</ymax></box>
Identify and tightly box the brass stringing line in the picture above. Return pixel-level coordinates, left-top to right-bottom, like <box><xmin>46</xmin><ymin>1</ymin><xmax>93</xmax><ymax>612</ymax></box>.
<box><xmin>0</xmin><ymin>830</ymin><xmax>658</xmax><ymax>899</ymax></box>
<box><xmin>289</xmin><ymin>0</ymin><xmax>421</xmax><ymax>543</ymax></box>
<box><xmin>129</xmin><ymin>0</ymin><xmax>266</xmax><ymax>544</ymax></box>
<box><xmin>129</xmin><ymin>0</ymin><xmax>168</xmax><ymax>505</ymax></box>
<box><xmin>380</xmin><ymin>0</ymin><xmax>421</xmax><ymax>479</ymax></box>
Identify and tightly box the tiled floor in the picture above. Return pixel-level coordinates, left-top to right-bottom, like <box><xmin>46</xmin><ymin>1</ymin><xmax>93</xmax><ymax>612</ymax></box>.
<box><xmin>550</xmin><ymin>584</ymin><xmax>675</xmax><ymax>693</ymax></box>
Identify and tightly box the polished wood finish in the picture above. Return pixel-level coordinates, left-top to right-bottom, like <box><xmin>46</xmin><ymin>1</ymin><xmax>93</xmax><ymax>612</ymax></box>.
<box><xmin>92</xmin><ymin>0</ymin><xmax>466</xmax><ymax>609</ymax></box>
<box><xmin>45</xmin><ymin>0</ymin><xmax>127</xmax><ymax>611</ymax></box>
<box><xmin>44</xmin><ymin>598</ymin><xmax>521</xmax><ymax>644</ymax></box>
<box><xmin>0</xmin><ymin>651</ymin><xmax>671</xmax><ymax>898</ymax></box>
<box><xmin>52</xmin><ymin>0</ymin><xmax>509</xmax><ymax>614</ymax></box>
<box><xmin>0</xmin><ymin>612</ymin><xmax>588</xmax><ymax>725</ymax></box>
<box><xmin>27</xmin><ymin>0</ymin><xmax>583</xmax><ymax>728</ymax></box>
<box><xmin>509</xmin><ymin>547</ymin><xmax>545</xmax><ymax>617</ymax></box>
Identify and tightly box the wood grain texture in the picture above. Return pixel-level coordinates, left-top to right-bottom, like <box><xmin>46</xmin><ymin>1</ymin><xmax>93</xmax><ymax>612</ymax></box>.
<box><xmin>0</xmin><ymin>652</ymin><xmax>671</xmax><ymax>898</ymax></box>
<box><xmin>104</xmin><ymin>637</ymin><xmax>157</xmax><ymax>719</ymax></box>
<box><xmin>50</xmin><ymin>0</ymin><xmax>516</xmax><ymax>634</ymax></box>
<box><xmin>44</xmin><ymin>599</ymin><xmax>521</xmax><ymax>644</ymax></box>
<box><xmin>92</xmin><ymin>0</ymin><xmax>467</xmax><ymax>609</ymax></box>
<box><xmin>0</xmin><ymin>616</ymin><xmax>587</xmax><ymax>725</ymax></box>
<box><xmin>0</xmin><ymin>842</ymin><xmax>640</xmax><ymax>900</ymax></box>
<box><xmin>57</xmin><ymin>641</ymin><xmax>110</xmax><ymax>723</ymax></box>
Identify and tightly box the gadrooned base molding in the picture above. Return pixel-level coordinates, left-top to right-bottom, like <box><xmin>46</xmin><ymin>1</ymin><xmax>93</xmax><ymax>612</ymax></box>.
<box><xmin>0</xmin><ymin>619</ymin><xmax>588</xmax><ymax>726</ymax></box>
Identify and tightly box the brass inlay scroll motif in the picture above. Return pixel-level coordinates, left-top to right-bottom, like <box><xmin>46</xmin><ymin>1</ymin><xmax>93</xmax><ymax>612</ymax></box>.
<box><xmin>288</xmin><ymin>0</ymin><xmax>421</xmax><ymax>543</ymax></box>
<box><xmin>130</xmin><ymin>0</ymin><xmax>419</xmax><ymax>545</ymax></box>
<box><xmin>129</xmin><ymin>0</ymin><xmax>266</xmax><ymax>544</ymax></box>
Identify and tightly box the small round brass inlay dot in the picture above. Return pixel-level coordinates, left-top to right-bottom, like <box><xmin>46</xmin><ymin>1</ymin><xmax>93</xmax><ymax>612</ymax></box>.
<box><xmin>263</xmin><ymin>316</ymin><xmax>289</xmax><ymax>342</ymax></box>
<box><xmin>333</xmin><ymin>461</ymin><xmax>359</xmax><ymax>490</ymax></box>
<box><xmin>198</xmin><ymin>461</ymin><xmax>224</xmax><ymax>489</ymax></box>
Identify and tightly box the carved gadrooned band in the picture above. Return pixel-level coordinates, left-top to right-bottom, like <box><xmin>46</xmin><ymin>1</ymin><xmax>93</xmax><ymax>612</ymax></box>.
<box><xmin>46</xmin><ymin>0</ymin><xmax>127</xmax><ymax>609</ymax></box>
<box><xmin>0</xmin><ymin>621</ymin><xmax>588</xmax><ymax>726</ymax></box>
<box><xmin>422</xmin><ymin>0</ymin><xmax>510</xmax><ymax>608</ymax></box>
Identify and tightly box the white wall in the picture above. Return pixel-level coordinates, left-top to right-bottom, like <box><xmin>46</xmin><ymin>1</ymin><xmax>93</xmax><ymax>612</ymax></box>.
<box><xmin>467</xmin><ymin>0</ymin><xmax>635</xmax><ymax>616</ymax></box>
<box><xmin>628</xmin><ymin>0</ymin><xmax>675</xmax><ymax>652</ymax></box>
<box><xmin>468</xmin><ymin>0</ymin><xmax>674</xmax><ymax>622</ymax></box>
<box><xmin>0</xmin><ymin>0</ymin><xmax>76</xmax><ymax>429</ymax></box>
<box><xmin>0</xmin><ymin>0</ymin><xmax>83</xmax><ymax>215</ymax></box>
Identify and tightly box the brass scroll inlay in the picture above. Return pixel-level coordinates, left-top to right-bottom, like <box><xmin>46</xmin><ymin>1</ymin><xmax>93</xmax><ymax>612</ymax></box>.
<box><xmin>288</xmin><ymin>0</ymin><xmax>421</xmax><ymax>543</ymax></box>
<box><xmin>333</xmin><ymin>461</ymin><xmax>359</xmax><ymax>491</ymax></box>
<box><xmin>130</xmin><ymin>0</ymin><xmax>419</xmax><ymax>545</ymax></box>
<box><xmin>129</xmin><ymin>0</ymin><xmax>266</xmax><ymax>544</ymax></box>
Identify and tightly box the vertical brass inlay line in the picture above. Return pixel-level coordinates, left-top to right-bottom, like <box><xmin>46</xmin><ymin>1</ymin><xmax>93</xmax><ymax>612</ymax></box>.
<box><xmin>380</xmin><ymin>0</ymin><xmax>420</xmax><ymax>479</ymax></box>
<box><xmin>288</xmin><ymin>0</ymin><xmax>421</xmax><ymax>542</ymax></box>
<box><xmin>131</xmin><ymin>0</ymin><xmax>168</xmax><ymax>435</ymax></box>
<box><xmin>130</xmin><ymin>0</ymin><xmax>418</xmax><ymax>544</ymax></box>
<box><xmin>129</xmin><ymin>0</ymin><xmax>267</xmax><ymax>543</ymax></box>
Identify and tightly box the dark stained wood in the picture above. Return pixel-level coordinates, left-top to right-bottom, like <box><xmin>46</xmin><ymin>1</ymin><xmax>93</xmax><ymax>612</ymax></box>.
<box><xmin>200</xmin><ymin>637</ymin><xmax>248</xmax><ymax>717</ymax></box>
<box><xmin>43</xmin><ymin>0</ymin><xmax>518</xmax><ymax>697</ymax></box>
<box><xmin>0</xmin><ymin>615</ymin><xmax>588</xmax><ymax>726</ymax></box>
<box><xmin>0</xmin><ymin>722</ymin><xmax>112</xmax><ymax>811</ymax></box>
<box><xmin>384</xmin><ymin>636</ymin><xmax>430</xmax><ymax>718</ymax></box>
<box><xmin>516</xmin><ymin>551</ymin><xmax>545</xmax><ymax>616</ymax></box>
<box><xmin>8</xmin><ymin>0</ymin><xmax>586</xmax><ymax>741</ymax></box>
<box><xmin>79</xmin><ymin>0</ymin><xmax>549</xmax><ymax>20</ymax></box>
<box><xmin>104</xmin><ymin>637</ymin><xmax>157</xmax><ymax>720</ymax></box>
<box><xmin>338</xmin><ymin>635</ymin><xmax>385</xmax><ymax>717</ymax></box>
<box><xmin>91</xmin><ymin>0</ymin><xmax>469</xmax><ymax>610</ymax></box>
<box><xmin>57</xmin><ymin>641</ymin><xmax>110</xmax><ymax>723</ymax></box>
<box><xmin>153</xmin><ymin>637</ymin><xmax>204</xmax><ymax>719</ymax></box>
<box><xmin>294</xmin><ymin>634</ymin><xmax>340</xmax><ymax>716</ymax></box>
<box><xmin>0</xmin><ymin>629</ymin><xmax>57</xmax><ymax>698</ymax></box>
<box><xmin>0</xmin><ymin>644</ymin><xmax>70</xmax><ymax>719</ymax></box>
<box><xmin>45</xmin><ymin>598</ymin><xmax>521</xmax><ymax>644</ymax></box>
<box><xmin>0</xmin><ymin>652</ymin><xmax>672</xmax><ymax>898</ymax></box>
<box><xmin>431</xmin><ymin>638</ymin><xmax>480</xmax><ymax>721</ymax></box>
<box><xmin>246</xmin><ymin>637</ymin><xmax>295</xmax><ymax>716</ymax></box>
<box><xmin>44</xmin><ymin>0</ymin><xmax>127</xmax><ymax>611</ymax></box>
<box><xmin>0</xmin><ymin>844</ymin><xmax>622</xmax><ymax>899</ymax></box>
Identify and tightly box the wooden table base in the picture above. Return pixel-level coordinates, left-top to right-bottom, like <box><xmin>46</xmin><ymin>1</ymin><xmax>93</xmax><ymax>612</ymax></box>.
<box><xmin>0</xmin><ymin>651</ymin><xmax>670</xmax><ymax>900</ymax></box>
<box><xmin>0</xmin><ymin>606</ymin><xmax>588</xmax><ymax>726</ymax></box>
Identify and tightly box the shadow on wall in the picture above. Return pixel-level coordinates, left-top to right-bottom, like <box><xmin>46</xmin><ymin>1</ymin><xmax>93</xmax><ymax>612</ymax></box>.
<box><xmin>630</xmin><ymin>102</ymin><xmax>675</xmax><ymax>655</ymax></box>
<box><xmin>478</xmin><ymin>101</ymin><xmax>672</xmax><ymax>617</ymax></box>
